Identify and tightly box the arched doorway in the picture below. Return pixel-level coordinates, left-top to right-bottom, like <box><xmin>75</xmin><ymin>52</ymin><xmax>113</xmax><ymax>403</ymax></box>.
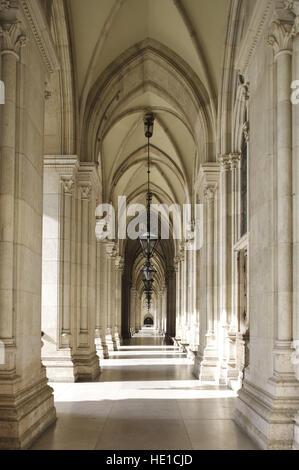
<box><xmin>144</xmin><ymin>315</ymin><xmax>154</xmax><ymax>326</ymax></box>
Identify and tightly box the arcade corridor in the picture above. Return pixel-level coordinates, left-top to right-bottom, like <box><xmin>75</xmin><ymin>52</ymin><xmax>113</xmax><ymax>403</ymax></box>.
<box><xmin>31</xmin><ymin>329</ymin><xmax>257</xmax><ymax>450</ymax></box>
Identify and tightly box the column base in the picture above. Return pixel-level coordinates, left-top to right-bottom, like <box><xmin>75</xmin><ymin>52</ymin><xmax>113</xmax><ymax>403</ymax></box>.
<box><xmin>235</xmin><ymin>376</ymin><xmax>299</xmax><ymax>450</ymax></box>
<box><xmin>196</xmin><ymin>335</ymin><xmax>220</xmax><ymax>383</ymax></box>
<box><xmin>294</xmin><ymin>412</ymin><xmax>299</xmax><ymax>450</ymax></box>
<box><xmin>73</xmin><ymin>351</ymin><xmax>101</xmax><ymax>382</ymax></box>
<box><xmin>42</xmin><ymin>349</ymin><xmax>79</xmax><ymax>382</ymax></box>
<box><xmin>0</xmin><ymin>368</ymin><xmax>56</xmax><ymax>449</ymax></box>
<box><xmin>114</xmin><ymin>330</ymin><xmax>122</xmax><ymax>349</ymax></box>
<box><xmin>106</xmin><ymin>333</ymin><xmax>117</xmax><ymax>352</ymax></box>
<box><xmin>95</xmin><ymin>335</ymin><xmax>109</xmax><ymax>359</ymax></box>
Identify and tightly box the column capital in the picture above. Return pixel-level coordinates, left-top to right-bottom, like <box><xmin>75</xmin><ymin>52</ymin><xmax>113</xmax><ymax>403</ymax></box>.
<box><xmin>105</xmin><ymin>241</ymin><xmax>117</xmax><ymax>258</ymax></box>
<box><xmin>79</xmin><ymin>183</ymin><xmax>92</xmax><ymax>201</ymax></box>
<box><xmin>0</xmin><ymin>0</ymin><xmax>17</xmax><ymax>12</ymax></box>
<box><xmin>115</xmin><ymin>255</ymin><xmax>125</xmax><ymax>271</ymax></box>
<box><xmin>0</xmin><ymin>21</ymin><xmax>28</xmax><ymax>58</ymax></box>
<box><xmin>218</xmin><ymin>154</ymin><xmax>231</xmax><ymax>171</ymax></box>
<box><xmin>203</xmin><ymin>185</ymin><xmax>217</xmax><ymax>202</ymax></box>
<box><xmin>266</xmin><ymin>20</ymin><xmax>293</xmax><ymax>58</ymax></box>
<box><xmin>229</xmin><ymin>153</ymin><xmax>241</xmax><ymax>169</ymax></box>
<box><xmin>285</xmin><ymin>0</ymin><xmax>299</xmax><ymax>16</ymax></box>
<box><xmin>61</xmin><ymin>177</ymin><xmax>74</xmax><ymax>195</ymax></box>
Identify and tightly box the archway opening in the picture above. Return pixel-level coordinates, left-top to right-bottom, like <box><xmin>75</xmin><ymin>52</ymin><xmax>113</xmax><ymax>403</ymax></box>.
<box><xmin>144</xmin><ymin>315</ymin><xmax>154</xmax><ymax>326</ymax></box>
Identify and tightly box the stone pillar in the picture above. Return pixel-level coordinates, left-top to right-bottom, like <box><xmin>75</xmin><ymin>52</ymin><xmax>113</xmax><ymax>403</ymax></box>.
<box><xmin>162</xmin><ymin>285</ymin><xmax>167</xmax><ymax>334</ymax></box>
<box><xmin>129</xmin><ymin>287</ymin><xmax>137</xmax><ymax>336</ymax></box>
<box><xmin>72</xmin><ymin>166</ymin><xmax>100</xmax><ymax>380</ymax></box>
<box><xmin>267</xmin><ymin>16</ymin><xmax>298</xmax><ymax>414</ymax></box>
<box><xmin>291</xmin><ymin>4</ymin><xmax>299</xmax><ymax>450</ymax></box>
<box><xmin>95</xmin><ymin>239</ymin><xmax>108</xmax><ymax>359</ymax></box>
<box><xmin>105</xmin><ymin>242</ymin><xmax>117</xmax><ymax>350</ymax></box>
<box><xmin>135</xmin><ymin>294</ymin><xmax>142</xmax><ymax>332</ymax></box>
<box><xmin>181</xmin><ymin>244</ymin><xmax>187</xmax><ymax>342</ymax></box>
<box><xmin>185</xmin><ymin>247</ymin><xmax>193</xmax><ymax>345</ymax></box>
<box><xmin>226</xmin><ymin>154</ymin><xmax>241</xmax><ymax>384</ymax></box>
<box><xmin>199</xmin><ymin>186</ymin><xmax>219</xmax><ymax>381</ymax></box>
<box><xmin>166</xmin><ymin>267</ymin><xmax>176</xmax><ymax>338</ymax></box>
<box><xmin>114</xmin><ymin>256</ymin><xmax>124</xmax><ymax>347</ymax></box>
<box><xmin>0</xmin><ymin>13</ymin><xmax>55</xmax><ymax>448</ymax></box>
<box><xmin>218</xmin><ymin>155</ymin><xmax>233</xmax><ymax>384</ymax></box>
<box><xmin>174</xmin><ymin>257</ymin><xmax>181</xmax><ymax>339</ymax></box>
<box><xmin>42</xmin><ymin>157</ymin><xmax>78</xmax><ymax>381</ymax></box>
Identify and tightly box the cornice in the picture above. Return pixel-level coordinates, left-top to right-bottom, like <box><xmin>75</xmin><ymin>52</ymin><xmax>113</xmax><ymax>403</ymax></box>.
<box><xmin>20</xmin><ymin>0</ymin><xmax>59</xmax><ymax>74</ymax></box>
<box><xmin>44</xmin><ymin>154</ymin><xmax>79</xmax><ymax>170</ymax></box>
<box><xmin>235</xmin><ymin>0</ymin><xmax>273</xmax><ymax>75</ymax></box>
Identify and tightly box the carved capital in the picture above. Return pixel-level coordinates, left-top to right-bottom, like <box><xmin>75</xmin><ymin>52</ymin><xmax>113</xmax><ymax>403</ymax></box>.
<box><xmin>229</xmin><ymin>153</ymin><xmax>241</xmax><ymax>169</ymax></box>
<box><xmin>266</xmin><ymin>20</ymin><xmax>293</xmax><ymax>57</ymax></box>
<box><xmin>218</xmin><ymin>155</ymin><xmax>231</xmax><ymax>171</ymax></box>
<box><xmin>0</xmin><ymin>0</ymin><xmax>11</xmax><ymax>11</ymax></box>
<box><xmin>106</xmin><ymin>242</ymin><xmax>117</xmax><ymax>258</ymax></box>
<box><xmin>80</xmin><ymin>184</ymin><xmax>91</xmax><ymax>201</ymax></box>
<box><xmin>285</xmin><ymin>0</ymin><xmax>299</xmax><ymax>15</ymax></box>
<box><xmin>115</xmin><ymin>256</ymin><xmax>124</xmax><ymax>271</ymax></box>
<box><xmin>203</xmin><ymin>185</ymin><xmax>216</xmax><ymax>202</ymax></box>
<box><xmin>61</xmin><ymin>177</ymin><xmax>74</xmax><ymax>195</ymax></box>
<box><xmin>0</xmin><ymin>21</ymin><xmax>28</xmax><ymax>57</ymax></box>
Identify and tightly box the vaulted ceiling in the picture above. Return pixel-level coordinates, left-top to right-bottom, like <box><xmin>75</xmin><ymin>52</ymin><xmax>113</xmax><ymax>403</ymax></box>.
<box><xmin>63</xmin><ymin>0</ymin><xmax>232</xmax><ymax>277</ymax></box>
<box><xmin>68</xmin><ymin>0</ymin><xmax>230</xmax><ymax>103</ymax></box>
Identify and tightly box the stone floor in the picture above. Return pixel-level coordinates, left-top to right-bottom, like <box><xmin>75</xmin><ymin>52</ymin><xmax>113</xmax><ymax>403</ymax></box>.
<box><xmin>31</xmin><ymin>328</ymin><xmax>258</xmax><ymax>450</ymax></box>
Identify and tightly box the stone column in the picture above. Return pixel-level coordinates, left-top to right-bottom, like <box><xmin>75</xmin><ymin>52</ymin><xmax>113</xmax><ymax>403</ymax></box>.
<box><xmin>135</xmin><ymin>293</ymin><xmax>142</xmax><ymax>332</ymax></box>
<box><xmin>0</xmin><ymin>14</ymin><xmax>55</xmax><ymax>448</ymax></box>
<box><xmin>199</xmin><ymin>186</ymin><xmax>219</xmax><ymax>381</ymax></box>
<box><xmin>226</xmin><ymin>154</ymin><xmax>241</xmax><ymax>384</ymax></box>
<box><xmin>73</xmin><ymin>167</ymin><xmax>100</xmax><ymax>380</ymax></box>
<box><xmin>42</xmin><ymin>157</ymin><xmax>79</xmax><ymax>381</ymax></box>
<box><xmin>291</xmin><ymin>4</ymin><xmax>299</xmax><ymax>450</ymax></box>
<box><xmin>174</xmin><ymin>257</ymin><xmax>181</xmax><ymax>339</ymax></box>
<box><xmin>95</xmin><ymin>239</ymin><xmax>108</xmax><ymax>359</ymax></box>
<box><xmin>105</xmin><ymin>242</ymin><xmax>117</xmax><ymax>350</ymax></box>
<box><xmin>129</xmin><ymin>287</ymin><xmax>137</xmax><ymax>336</ymax></box>
<box><xmin>114</xmin><ymin>256</ymin><xmax>124</xmax><ymax>347</ymax></box>
<box><xmin>166</xmin><ymin>267</ymin><xmax>176</xmax><ymax>338</ymax></box>
<box><xmin>267</xmin><ymin>19</ymin><xmax>297</xmax><ymax>387</ymax></box>
<box><xmin>162</xmin><ymin>285</ymin><xmax>167</xmax><ymax>334</ymax></box>
<box><xmin>180</xmin><ymin>244</ymin><xmax>187</xmax><ymax>342</ymax></box>
<box><xmin>218</xmin><ymin>155</ymin><xmax>232</xmax><ymax>383</ymax></box>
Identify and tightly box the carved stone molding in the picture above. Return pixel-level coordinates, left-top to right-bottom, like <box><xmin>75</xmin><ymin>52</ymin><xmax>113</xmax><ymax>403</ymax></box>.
<box><xmin>235</xmin><ymin>0</ymin><xmax>273</xmax><ymax>74</ymax></box>
<box><xmin>19</xmin><ymin>0</ymin><xmax>59</xmax><ymax>74</ymax></box>
<box><xmin>266</xmin><ymin>20</ymin><xmax>293</xmax><ymax>57</ymax></box>
<box><xmin>0</xmin><ymin>0</ymin><xmax>16</xmax><ymax>12</ymax></box>
<box><xmin>0</xmin><ymin>21</ymin><xmax>28</xmax><ymax>57</ymax></box>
